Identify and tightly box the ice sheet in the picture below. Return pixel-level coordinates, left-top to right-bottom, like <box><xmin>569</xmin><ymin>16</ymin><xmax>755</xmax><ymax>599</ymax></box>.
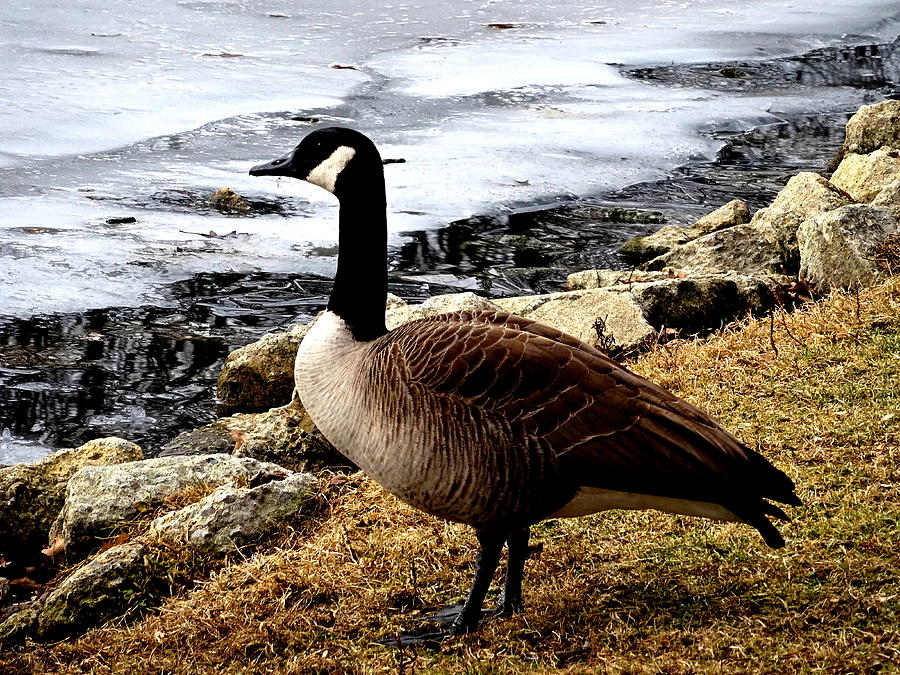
<box><xmin>1</xmin><ymin>0</ymin><xmax>899</xmax><ymax>317</ymax></box>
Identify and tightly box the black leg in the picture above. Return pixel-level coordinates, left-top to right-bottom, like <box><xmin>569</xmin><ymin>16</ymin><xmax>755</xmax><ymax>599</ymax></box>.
<box><xmin>379</xmin><ymin>527</ymin><xmax>509</xmax><ymax>646</ymax></box>
<box><xmin>448</xmin><ymin>528</ymin><xmax>507</xmax><ymax>635</ymax></box>
<box><xmin>496</xmin><ymin>526</ymin><xmax>530</xmax><ymax>616</ymax></box>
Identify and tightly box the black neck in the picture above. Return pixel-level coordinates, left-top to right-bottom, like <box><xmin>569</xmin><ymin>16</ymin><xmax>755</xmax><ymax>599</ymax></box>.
<box><xmin>327</xmin><ymin>174</ymin><xmax>388</xmax><ymax>342</ymax></box>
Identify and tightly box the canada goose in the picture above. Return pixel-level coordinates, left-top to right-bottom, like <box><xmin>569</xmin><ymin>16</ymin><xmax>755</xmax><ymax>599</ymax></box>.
<box><xmin>249</xmin><ymin>127</ymin><xmax>800</xmax><ymax>642</ymax></box>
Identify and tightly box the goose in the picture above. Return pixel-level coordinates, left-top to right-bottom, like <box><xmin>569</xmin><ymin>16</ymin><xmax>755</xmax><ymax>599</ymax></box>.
<box><xmin>249</xmin><ymin>127</ymin><xmax>800</xmax><ymax>642</ymax></box>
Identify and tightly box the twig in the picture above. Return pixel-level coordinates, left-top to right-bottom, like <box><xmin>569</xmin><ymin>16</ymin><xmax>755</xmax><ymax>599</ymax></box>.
<box><xmin>769</xmin><ymin>312</ymin><xmax>779</xmax><ymax>357</ymax></box>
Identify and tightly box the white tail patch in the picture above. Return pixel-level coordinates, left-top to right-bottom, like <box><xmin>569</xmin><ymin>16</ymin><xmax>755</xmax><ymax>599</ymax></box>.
<box><xmin>305</xmin><ymin>145</ymin><xmax>356</xmax><ymax>193</ymax></box>
<box><xmin>551</xmin><ymin>486</ymin><xmax>742</xmax><ymax>522</ymax></box>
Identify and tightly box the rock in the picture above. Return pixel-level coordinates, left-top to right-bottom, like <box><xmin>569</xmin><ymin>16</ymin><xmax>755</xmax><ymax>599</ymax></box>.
<box><xmin>495</xmin><ymin>289</ymin><xmax>656</xmax><ymax>352</ymax></box>
<box><xmin>566</xmin><ymin>269</ymin><xmax>671</xmax><ymax>290</ymax></box>
<box><xmin>830</xmin><ymin>147</ymin><xmax>900</xmax><ymax>203</ymax></box>
<box><xmin>644</xmin><ymin>222</ymin><xmax>787</xmax><ymax>279</ymax></box>
<box><xmin>1</xmin><ymin>469</ymin><xmax>319</xmax><ymax>645</ymax></box>
<box><xmin>49</xmin><ymin>454</ymin><xmax>290</xmax><ymax>560</ymax></box>
<box><xmin>160</xmin><ymin>400</ymin><xmax>346</xmax><ymax>473</ymax></box>
<box><xmin>797</xmin><ymin>205</ymin><xmax>899</xmax><ymax>292</ymax></box>
<box><xmin>209</xmin><ymin>187</ymin><xmax>250</xmax><ymax>213</ymax></box>
<box><xmin>618</xmin><ymin>200</ymin><xmax>750</xmax><ymax>263</ymax></box>
<box><xmin>872</xmin><ymin>179</ymin><xmax>900</xmax><ymax>220</ymax></box>
<box><xmin>498</xmin><ymin>271</ymin><xmax>776</xmax><ymax>351</ymax></box>
<box><xmin>146</xmin><ymin>472</ymin><xmax>318</xmax><ymax>552</ymax></box>
<box><xmin>693</xmin><ymin>199</ymin><xmax>751</xmax><ymax>233</ymax></box>
<box><xmin>841</xmin><ymin>100</ymin><xmax>900</xmax><ymax>156</ymax></box>
<box><xmin>627</xmin><ymin>273</ymin><xmax>775</xmax><ymax>334</ymax></box>
<box><xmin>385</xmin><ymin>291</ymin><xmax>503</xmax><ymax>330</ymax></box>
<box><xmin>216</xmin><ymin>323</ymin><xmax>311</xmax><ymax>415</ymax></box>
<box><xmin>0</xmin><ymin>438</ymin><xmax>142</xmax><ymax>558</ymax></box>
<box><xmin>750</xmin><ymin>172</ymin><xmax>853</xmax><ymax>270</ymax></box>
<box><xmin>620</xmin><ymin>226</ymin><xmax>695</xmax><ymax>262</ymax></box>
<box><xmin>0</xmin><ymin>543</ymin><xmax>150</xmax><ymax>645</ymax></box>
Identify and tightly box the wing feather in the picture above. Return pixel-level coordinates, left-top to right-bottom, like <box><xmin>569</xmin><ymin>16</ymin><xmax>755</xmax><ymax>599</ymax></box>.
<box><xmin>376</xmin><ymin>309</ymin><xmax>799</xmax><ymax>529</ymax></box>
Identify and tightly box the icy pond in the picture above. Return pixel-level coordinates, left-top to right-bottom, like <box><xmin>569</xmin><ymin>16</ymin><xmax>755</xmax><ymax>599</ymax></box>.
<box><xmin>1</xmin><ymin>0</ymin><xmax>899</xmax><ymax>463</ymax></box>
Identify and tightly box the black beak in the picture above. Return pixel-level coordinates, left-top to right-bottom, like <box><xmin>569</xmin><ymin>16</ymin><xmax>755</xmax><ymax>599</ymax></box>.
<box><xmin>249</xmin><ymin>153</ymin><xmax>293</xmax><ymax>177</ymax></box>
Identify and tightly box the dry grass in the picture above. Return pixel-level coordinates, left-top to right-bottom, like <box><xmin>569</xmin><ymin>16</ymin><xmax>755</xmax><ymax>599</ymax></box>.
<box><xmin>3</xmin><ymin>279</ymin><xmax>900</xmax><ymax>674</ymax></box>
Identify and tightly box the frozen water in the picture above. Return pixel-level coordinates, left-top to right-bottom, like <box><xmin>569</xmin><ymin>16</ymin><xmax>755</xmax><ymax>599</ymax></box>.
<box><xmin>0</xmin><ymin>427</ymin><xmax>55</xmax><ymax>465</ymax></box>
<box><xmin>1</xmin><ymin>0</ymin><xmax>899</xmax><ymax>317</ymax></box>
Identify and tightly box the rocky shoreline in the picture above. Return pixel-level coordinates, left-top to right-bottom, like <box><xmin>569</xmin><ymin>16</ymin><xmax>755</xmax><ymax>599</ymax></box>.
<box><xmin>2</xmin><ymin>100</ymin><xmax>900</xmax><ymax>647</ymax></box>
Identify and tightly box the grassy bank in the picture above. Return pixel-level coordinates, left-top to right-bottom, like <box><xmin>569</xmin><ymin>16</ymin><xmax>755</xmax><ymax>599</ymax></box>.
<box><xmin>4</xmin><ymin>278</ymin><xmax>899</xmax><ymax>674</ymax></box>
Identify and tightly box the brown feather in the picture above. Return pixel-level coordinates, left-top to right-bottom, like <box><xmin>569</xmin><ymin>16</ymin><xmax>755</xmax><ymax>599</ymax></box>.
<box><xmin>367</xmin><ymin>309</ymin><xmax>798</xmax><ymax>539</ymax></box>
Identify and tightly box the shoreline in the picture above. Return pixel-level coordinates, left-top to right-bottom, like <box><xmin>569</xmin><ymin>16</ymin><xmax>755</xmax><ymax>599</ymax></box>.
<box><xmin>1</xmin><ymin>32</ymin><xmax>899</xmax><ymax>458</ymax></box>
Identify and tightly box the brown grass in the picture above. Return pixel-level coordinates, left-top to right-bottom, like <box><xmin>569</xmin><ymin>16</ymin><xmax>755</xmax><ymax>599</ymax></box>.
<box><xmin>3</xmin><ymin>279</ymin><xmax>899</xmax><ymax>674</ymax></box>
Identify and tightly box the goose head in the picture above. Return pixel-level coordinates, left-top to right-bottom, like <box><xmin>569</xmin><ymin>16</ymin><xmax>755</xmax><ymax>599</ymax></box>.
<box><xmin>248</xmin><ymin>126</ymin><xmax>383</xmax><ymax>199</ymax></box>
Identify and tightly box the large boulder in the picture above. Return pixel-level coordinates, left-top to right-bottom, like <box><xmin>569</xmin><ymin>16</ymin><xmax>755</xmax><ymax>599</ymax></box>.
<box><xmin>0</xmin><ymin>470</ymin><xmax>318</xmax><ymax>645</ymax></box>
<box><xmin>626</xmin><ymin>273</ymin><xmax>775</xmax><ymax>334</ymax></box>
<box><xmin>0</xmin><ymin>438</ymin><xmax>142</xmax><ymax>558</ymax></box>
<box><xmin>497</xmin><ymin>272</ymin><xmax>775</xmax><ymax>352</ymax></box>
<box><xmin>619</xmin><ymin>200</ymin><xmax>750</xmax><ymax>263</ymax></box>
<box><xmin>840</xmin><ymin>100</ymin><xmax>900</xmax><ymax>156</ymax></box>
<box><xmin>644</xmin><ymin>221</ymin><xmax>787</xmax><ymax>278</ymax></box>
<box><xmin>215</xmin><ymin>323</ymin><xmax>311</xmax><ymax>415</ymax></box>
<box><xmin>797</xmin><ymin>205</ymin><xmax>899</xmax><ymax>292</ymax></box>
<box><xmin>146</xmin><ymin>472</ymin><xmax>318</xmax><ymax>551</ymax></box>
<box><xmin>49</xmin><ymin>454</ymin><xmax>291</xmax><ymax>560</ymax></box>
<box><xmin>159</xmin><ymin>400</ymin><xmax>346</xmax><ymax>473</ymax></box>
<box><xmin>0</xmin><ymin>543</ymin><xmax>151</xmax><ymax>645</ymax></box>
<box><xmin>495</xmin><ymin>288</ymin><xmax>656</xmax><ymax>353</ymax></box>
<box><xmin>750</xmin><ymin>172</ymin><xmax>853</xmax><ymax>271</ymax></box>
<box><xmin>566</xmin><ymin>269</ymin><xmax>672</xmax><ymax>290</ymax></box>
<box><xmin>830</xmin><ymin>147</ymin><xmax>900</xmax><ymax>203</ymax></box>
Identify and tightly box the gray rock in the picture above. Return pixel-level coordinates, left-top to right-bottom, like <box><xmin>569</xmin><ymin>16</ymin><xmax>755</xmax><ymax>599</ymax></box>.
<box><xmin>619</xmin><ymin>200</ymin><xmax>751</xmax><ymax>263</ymax></box>
<box><xmin>644</xmin><ymin>221</ymin><xmax>787</xmax><ymax>279</ymax></box>
<box><xmin>0</xmin><ymin>543</ymin><xmax>149</xmax><ymax>645</ymax></box>
<box><xmin>1</xmin><ymin>469</ymin><xmax>319</xmax><ymax>645</ymax></box>
<box><xmin>797</xmin><ymin>205</ymin><xmax>899</xmax><ymax>292</ymax></box>
<box><xmin>49</xmin><ymin>454</ymin><xmax>289</xmax><ymax>560</ymax></box>
<box><xmin>215</xmin><ymin>323</ymin><xmax>311</xmax><ymax>415</ymax></box>
<box><xmin>692</xmin><ymin>199</ymin><xmax>751</xmax><ymax>233</ymax></box>
<box><xmin>830</xmin><ymin>147</ymin><xmax>900</xmax><ymax>203</ymax></box>
<box><xmin>495</xmin><ymin>289</ymin><xmax>657</xmax><ymax>353</ymax></box>
<box><xmin>750</xmin><ymin>172</ymin><xmax>853</xmax><ymax>271</ymax></box>
<box><xmin>160</xmin><ymin>400</ymin><xmax>346</xmax><ymax>473</ymax></box>
<box><xmin>620</xmin><ymin>226</ymin><xmax>696</xmax><ymax>262</ymax></box>
<box><xmin>499</xmin><ymin>272</ymin><xmax>776</xmax><ymax>350</ymax></box>
<box><xmin>627</xmin><ymin>273</ymin><xmax>775</xmax><ymax>335</ymax></box>
<box><xmin>841</xmin><ymin>100</ymin><xmax>900</xmax><ymax>156</ymax></box>
<box><xmin>0</xmin><ymin>438</ymin><xmax>142</xmax><ymax>558</ymax></box>
<box><xmin>566</xmin><ymin>269</ymin><xmax>671</xmax><ymax>290</ymax></box>
<box><xmin>146</xmin><ymin>472</ymin><xmax>318</xmax><ymax>552</ymax></box>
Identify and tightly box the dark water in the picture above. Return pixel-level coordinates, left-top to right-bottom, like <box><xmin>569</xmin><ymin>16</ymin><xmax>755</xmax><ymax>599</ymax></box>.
<box><xmin>1</xmin><ymin>36</ymin><xmax>898</xmax><ymax>460</ymax></box>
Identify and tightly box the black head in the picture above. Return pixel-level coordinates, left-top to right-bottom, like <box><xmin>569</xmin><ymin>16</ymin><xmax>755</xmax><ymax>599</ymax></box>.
<box><xmin>249</xmin><ymin>127</ymin><xmax>383</xmax><ymax>198</ymax></box>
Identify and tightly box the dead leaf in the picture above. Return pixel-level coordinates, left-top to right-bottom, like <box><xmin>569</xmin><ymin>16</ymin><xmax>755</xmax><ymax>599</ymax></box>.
<box><xmin>42</xmin><ymin>538</ymin><xmax>66</xmax><ymax>564</ymax></box>
<box><xmin>99</xmin><ymin>532</ymin><xmax>132</xmax><ymax>553</ymax></box>
<box><xmin>229</xmin><ymin>428</ymin><xmax>248</xmax><ymax>452</ymax></box>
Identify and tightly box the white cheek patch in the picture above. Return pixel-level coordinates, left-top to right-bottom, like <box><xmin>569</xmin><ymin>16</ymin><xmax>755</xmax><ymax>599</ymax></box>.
<box><xmin>305</xmin><ymin>145</ymin><xmax>357</xmax><ymax>192</ymax></box>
